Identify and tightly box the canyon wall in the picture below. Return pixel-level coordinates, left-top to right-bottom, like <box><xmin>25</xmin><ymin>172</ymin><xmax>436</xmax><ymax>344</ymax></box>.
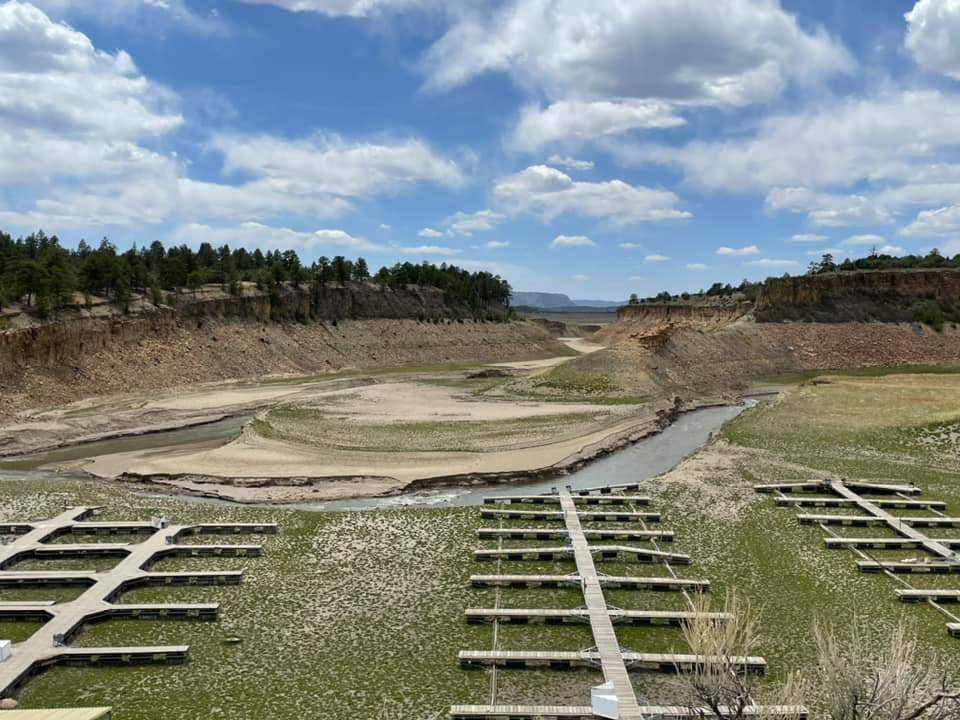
<box><xmin>755</xmin><ymin>269</ymin><xmax>960</xmax><ymax>322</ymax></box>
<box><xmin>0</xmin><ymin>316</ymin><xmax>567</xmax><ymax>416</ymax></box>
<box><xmin>0</xmin><ymin>283</ymin><xmax>498</xmax><ymax>373</ymax></box>
<box><xmin>171</xmin><ymin>283</ymin><xmax>457</xmax><ymax>323</ymax></box>
<box><xmin>616</xmin><ymin>302</ymin><xmax>751</xmax><ymax>323</ymax></box>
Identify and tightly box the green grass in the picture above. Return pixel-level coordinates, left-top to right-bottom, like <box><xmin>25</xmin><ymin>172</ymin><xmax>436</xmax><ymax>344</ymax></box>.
<box><xmin>10</xmin><ymin>372</ymin><xmax>960</xmax><ymax>717</ymax></box>
<box><xmin>252</xmin><ymin>407</ymin><xmax>611</xmax><ymax>452</ymax></box>
<box><xmin>0</xmin><ymin>478</ymin><xmax>491</xmax><ymax>719</ymax></box>
<box><xmin>533</xmin><ymin>366</ymin><xmax>620</xmax><ymax>395</ymax></box>
<box><xmin>755</xmin><ymin>362</ymin><xmax>960</xmax><ymax>385</ymax></box>
<box><xmin>707</xmin><ymin>372</ymin><xmax>960</xmax><ymax>709</ymax></box>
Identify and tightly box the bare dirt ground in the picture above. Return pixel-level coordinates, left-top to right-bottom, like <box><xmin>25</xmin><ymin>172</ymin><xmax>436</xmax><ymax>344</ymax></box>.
<box><xmin>3</xmin><ymin>338</ymin><xmax>688</xmax><ymax>502</ymax></box>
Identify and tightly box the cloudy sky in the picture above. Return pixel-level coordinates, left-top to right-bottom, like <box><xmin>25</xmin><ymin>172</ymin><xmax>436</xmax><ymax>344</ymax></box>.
<box><xmin>2</xmin><ymin>0</ymin><xmax>960</xmax><ymax>298</ymax></box>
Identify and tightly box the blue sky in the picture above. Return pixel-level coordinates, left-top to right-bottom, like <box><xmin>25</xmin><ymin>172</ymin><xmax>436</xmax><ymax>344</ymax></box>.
<box><xmin>2</xmin><ymin>0</ymin><xmax>960</xmax><ymax>299</ymax></box>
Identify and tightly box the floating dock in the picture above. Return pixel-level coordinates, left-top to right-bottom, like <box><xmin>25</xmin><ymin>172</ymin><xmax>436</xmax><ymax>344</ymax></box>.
<box><xmin>465</xmin><ymin>608</ymin><xmax>731</xmax><ymax>626</ymax></box>
<box><xmin>455</xmin><ymin>487</ymin><xmax>803</xmax><ymax>719</ymax></box>
<box><xmin>756</xmin><ymin>478</ymin><xmax>960</xmax><ymax>638</ymax></box>
<box><xmin>450</xmin><ymin>705</ymin><xmax>808</xmax><ymax>720</ymax></box>
<box><xmin>473</xmin><ymin>545</ymin><xmax>690</xmax><ymax>564</ymax></box>
<box><xmin>458</xmin><ymin>649</ymin><xmax>767</xmax><ymax>673</ymax></box>
<box><xmin>0</xmin><ymin>506</ymin><xmax>277</xmax><ymax>698</ymax></box>
<box><xmin>482</xmin><ymin>495</ymin><xmax>651</xmax><ymax>506</ymax></box>
<box><xmin>476</xmin><ymin>528</ymin><xmax>674</xmax><ymax>542</ymax></box>
<box><xmin>480</xmin><ymin>509</ymin><xmax>660</xmax><ymax>522</ymax></box>
<box><xmin>896</xmin><ymin>589</ymin><xmax>960</xmax><ymax>603</ymax></box>
<box><xmin>470</xmin><ymin>574</ymin><xmax>709</xmax><ymax>591</ymax></box>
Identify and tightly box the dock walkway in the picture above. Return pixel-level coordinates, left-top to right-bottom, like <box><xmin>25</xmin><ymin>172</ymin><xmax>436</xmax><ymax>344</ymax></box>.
<box><xmin>757</xmin><ymin>478</ymin><xmax>960</xmax><ymax>638</ymax></box>
<box><xmin>456</xmin><ymin>487</ymin><xmax>802</xmax><ymax>719</ymax></box>
<box><xmin>559</xmin><ymin>489</ymin><xmax>644</xmax><ymax>718</ymax></box>
<box><xmin>0</xmin><ymin>506</ymin><xmax>277</xmax><ymax>698</ymax></box>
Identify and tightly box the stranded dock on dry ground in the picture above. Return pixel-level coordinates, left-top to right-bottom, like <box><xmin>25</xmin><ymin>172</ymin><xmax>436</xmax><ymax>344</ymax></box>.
<box><xmin>454</xmin><ymin>482</ymin><xmax>807</xmax><ymax>719</ymax></box>
<box><xmin>757</xmin><ymin>478</ymin><xmax>960</xmax><ymax>638</ymax></box>
<box><xmin>0</xmin><ymin>506</ymin><xmax>277</xmax><ymax>698</ymax></box>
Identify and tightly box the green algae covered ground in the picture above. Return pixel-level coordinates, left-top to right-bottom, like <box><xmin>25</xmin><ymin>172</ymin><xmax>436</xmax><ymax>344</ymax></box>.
<box><xmin>4</xmin><ymin>371</ymin><xmax>960</xmax><ymax>717</ymax></box>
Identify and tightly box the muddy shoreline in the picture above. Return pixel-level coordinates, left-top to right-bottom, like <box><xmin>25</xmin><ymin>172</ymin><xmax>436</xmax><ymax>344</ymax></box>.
<box><xmin>105</xmin><ymin>397</ymin><xmax>735</xmax><ymax>504</ymax></box>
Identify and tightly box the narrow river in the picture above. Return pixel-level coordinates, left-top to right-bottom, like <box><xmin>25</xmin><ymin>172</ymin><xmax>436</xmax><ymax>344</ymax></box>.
<box><xmin>1</xmin><ymin>402</ymin><xmax>750</xmax><ymax>512</ymax></box>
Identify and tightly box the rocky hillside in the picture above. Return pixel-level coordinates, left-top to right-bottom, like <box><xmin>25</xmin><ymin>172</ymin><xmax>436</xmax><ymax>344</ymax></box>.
<box><xmin>0</xmin><ymin>315</ymin><xmax>567</xmax><ymax>417</ymax></box>
<box><xmin>0</xmin><ymin>281</ymin><xmax>510</xmax><ymax>369</ymax></box>
<box><xmin>567</xmin><ymin>320</ymin><xmax>960</xmax><ymax>404</ymax></box>
<box><xmin>755</xmin><ymin>269</ymin><xmax>960</xmax><ymax>324</ymax></box>
<box><xmin>616</xmin><ymin>302</ymin><xmax>751</xmax><ymax>324</ymax></box>
<box><xmin>0</xmin><ymin>281</ymin><xmax>564</xmax><ymax>417</ymax></box>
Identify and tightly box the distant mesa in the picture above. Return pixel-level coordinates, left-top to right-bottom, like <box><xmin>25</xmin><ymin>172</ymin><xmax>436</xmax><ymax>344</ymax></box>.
<box><xmin>512</xmin><ymin>291</ymin><xmax>623</xmax><ymax>311</ymax></box>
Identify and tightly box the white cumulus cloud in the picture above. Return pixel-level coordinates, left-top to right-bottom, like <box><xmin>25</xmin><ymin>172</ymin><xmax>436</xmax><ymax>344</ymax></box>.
<box><xmin>418</xmin><ymin>227</ymin><xmax>445</xmax><ymax>238</ymax></box>
<box><xmin>901</xmin><ymin>205</ymin><xmax>960</xmax><ymax>237</ymax></box>
<box><xmin>398</xmin><ymin>244</ymin><xmax>460</xmax><ymax>256</ymax></box>
<box><xmin>877</xmin><ymin>244</ymin><xmax>906</xmax><ymax>255</ymax></box>
<box><xmin>551</xmin><ymin>234</ymin><xmax>595</xmax><ymax>248</ymax></box>
<box><xmin>494</xmin><ymin>165</ymin><xmax>690</xmax><ymax>226</ymax></box>
<box><xmin>235</xmin><ymin>0</ymin><xmax>443</xmax><ymax>17</ymax></box>
<box><xmin>513</xmin><ymin>100</ymin><xmax>685</xmax><ymax>151</ymax></box>
<box><xmin>905</xmin><ymin>0</ymin><xmax>960</xmax><ymax>80</ymax></box>
<box><xmin>168</xmin><ymin>223</ymin><xmax>386</xmax><ymax>252</ymax></box>
<box><xmin>442</xmin><ymin>209</ymin><xmax>506</xmax><ymax>236</ymax></box>
<box><xmin>645</xmin><ymin>254</ymin><xmax>670</xmax><ymax>262</ymax></box>
<box><xmin>422</xmin><ymin>0</ymin><xmax>851</xmax><ymax>104</ymax></box>
<box><xmin>716</xmin><ymin>245</ymin><xmax>760</xmax><ymax>256</ymax></box>
<box><xmin>421</xmin><ymin>0</ymin><xmax>851</xmax><ymax>147</ymax></box>
<box><xmin>547</xmin><ymin>155</ymin><xmax>594</xmax><ymax>171</ymax></box>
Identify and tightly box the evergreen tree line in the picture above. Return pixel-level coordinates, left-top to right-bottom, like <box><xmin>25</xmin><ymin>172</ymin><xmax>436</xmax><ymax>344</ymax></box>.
<box><xmin>807</xmin><ymin>248</ymin><xmax>960</xmax><ymax>274</ymax></box>
<box><xmin>0</xmin><ymin>230</ymin><xmax>512</xmax><ymax>319</ymax></box>
<box><xmin>631</xmin><ymin>279</ymin><xmax>760</xmax><ymax>305</ymax></box>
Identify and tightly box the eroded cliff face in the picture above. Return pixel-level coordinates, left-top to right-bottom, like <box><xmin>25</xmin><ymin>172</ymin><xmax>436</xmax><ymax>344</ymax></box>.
<box><xmin>0</xmin><ymin>283</ymin><xmax>495</xmax><ymax>373</ymax></box>
<box><xmin>616</xmin><ymin>303</ymin><xmax>751</xmax><ymax>323</ymax></box>
<box><xmin>172</xmin><ymin>283</ymin><xmax>455</xmax><ymax>322</ymax></box>
<box><xmin>755</xmin><ymin>270</ymin><xmax>960</xmax><ymax>321</ymax></box>
<box><xmin>0</xmin><ymin>317</ymin><xmax>566</xmax><ymax>416</ymax></box>
<box><xmin>0</xmin><ymin>312</ymin><xmax>178</xmax><ymax>371</ymax></box>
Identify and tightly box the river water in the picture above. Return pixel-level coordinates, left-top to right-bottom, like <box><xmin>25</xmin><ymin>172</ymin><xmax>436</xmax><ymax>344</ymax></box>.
<box><xmin>0</xmin><ymin>403</ymin><xmax>751</xmax><ymax>512</ymax></box>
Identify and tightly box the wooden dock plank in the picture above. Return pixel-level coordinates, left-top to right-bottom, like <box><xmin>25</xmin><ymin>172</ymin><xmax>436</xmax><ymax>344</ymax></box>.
<box><xmin>465</xmin><ymin>608</ymin><xmax>731</xmax><ymax>626</ymax></box>
<box><xmin>469</xmin><ymin>574</ymin><xmax>709</xmax><ymax>591</ymax></box>
<box><xmin>825</xmin><ymin>537</ymin><xmax>960</xmax><ymax>549</ymax></box>
<box><xmin>450</xmin><ymin>705</ymin><xmax>593</xmax><ymax>719</ymax></box>
<box><xmin>756</xmin><ymin>481</ymin><xmax>919</xmax><ymax>495</ymax></box>
<box><xmin>557</xmin><ymin>489</ymin><xmax>643</xmax><ymax>717</ymax></box>
<box><xmin>480</xmin><ymin>509</ymin><xmax>660</xmax><ymax>522</ymax></box>
<box><xmin>776</xmin><ymin>497</ymin><xmax>945</xmax><ymax>510</ymax></box>
<box><xmin>473</xmin><ymin>545</ymin><xmax>690</xmax><ymax>564</ymax></box>
<box><xmin>476</xmin><ymin>528</ymin><xmax>674</xmax><ymax>542</ymax></box>
<box><xmin>857</xmin><ymin>560</ymin><xmax>960</xmax><ymax>574</ymax></box>
<box><xmin>797</xmin><ymin>514</ymin><xmax>960</xmax><ymax>528</ymax></box>
<box><xmin>483</xmin><ymin>495</ymin><xmax>651</xmax><ymax>506</ymax></box>
<box><xmin>457</xmin><ymin>649</ymin><xmax>767</xmax><ymax>673</ymax></box>
<box><xmin>449</xmin><ymin>705</ymin><xmax>807</xmax><ymax>719</ymax></box>
<box><xmin>896</xmin><ymin>589</ymin><xmax>960</xmax><ymax>602</ymax></box>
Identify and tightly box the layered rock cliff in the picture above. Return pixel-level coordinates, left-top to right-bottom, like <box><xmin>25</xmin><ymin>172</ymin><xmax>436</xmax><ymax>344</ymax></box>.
<box><xmin>0</xmin><ymin>282</ymin><xmax>502</xmax><ymax>373</ymax></box>
<box><xmin>755</xmin><ymin>269</ymin><xmax>960</xmax><ymax>322</ymax></box>
<box><xmin>616</xmin><ymin>302</ymin><xmax>751</xmax><ymax>323</ymax></box>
